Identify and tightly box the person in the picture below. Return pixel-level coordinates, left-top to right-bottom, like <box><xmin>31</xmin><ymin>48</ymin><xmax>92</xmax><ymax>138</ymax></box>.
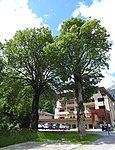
<box><xmin>102</xmin><ymin>121</ymin><xmax>107</xmax><ymax>131</ymax></box>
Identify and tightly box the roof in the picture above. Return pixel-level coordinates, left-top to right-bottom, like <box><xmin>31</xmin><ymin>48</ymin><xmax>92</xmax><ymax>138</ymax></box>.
<box><xmin>38</xmin><ymin>110</ymin><xmax>54</xmax><ymax>116</ymax></box>
<box><xmin>99</xmin><ymin>87</ymin><xmax>115</xmax><ymax>102</ymax></box>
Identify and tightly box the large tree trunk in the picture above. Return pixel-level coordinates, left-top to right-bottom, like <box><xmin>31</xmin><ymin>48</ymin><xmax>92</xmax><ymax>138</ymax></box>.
<box><xmin>31</xmin><ymin>87</ymin><xmax>40</xmax><ymax>130</ymax></box>
<box><xmin>74</xmin><ymin>73</ymin><xmax>86</xmax><ymax>137</ymax></box>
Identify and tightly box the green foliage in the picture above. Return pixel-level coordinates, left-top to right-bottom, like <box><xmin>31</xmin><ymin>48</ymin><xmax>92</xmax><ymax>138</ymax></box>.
<box><xmin>0</xmin><ymin>129</ymin><xmax>38</xmax><ymax>148</ymax></box>
<box><xmin>0</xmin><ymin>17</ymin><xmax>112</xmax><ymax>132</ymax></box>
<box><xmin>3</xmin><ymin>27</ymin><xmax>53</xmax><ymax>89</ymax></box>
<box><xmin>39</xmin><ymin>88</ymin><xmax>57</xmax><ymax>113</ymax></box>
<box><xmin>2</xmin><ymin>27</ymin><xmax>56</xmax><ymax>130</ymax></box>
<box><xmin>0</xmin><ymin>76</ymin><xmax>55</xmax><ymax>128</ymax></box>
<box><xmin>0</xmin><ymin>76</ymin><xmax>32</xmax><ymax>129</ymax></box>
<box><xmin>47</xmin><ymin>17</ymin><xmax>112</xmax><ymax>101</ymax></box>
<box><xmin>46</xmin><ymin>17</ymin><xmax>112</xmax><ymax>136</ymax></box>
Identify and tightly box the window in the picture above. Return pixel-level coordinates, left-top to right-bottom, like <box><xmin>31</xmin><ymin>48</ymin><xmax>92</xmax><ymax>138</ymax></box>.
<box><xmin>60</xmin><ymin>117</ymin><xmax>64</xmax><ymax>119</ymax></box>
<box><xmin>89</xmin><ymin>107</ymin><xmax>95</xmax><ymax>110</ymax></box>
<box><xmin>60</xmin><ymin>109</ymin><xmax>65</xmax><ymax>112</ymax></box>
<box><xmin>98</xmin><ymin>98</ymin><xmax>104</xmax><ymax>102</ymax></box>
<box><xmin>99</xmin><ymin>106</ymin><xmax>105</xmax><ymax>109</ymax></box>
<box><xmin>91</xmin><ymin>98</ymin><xmax>94</xmax><ymax>102</ymax></box>
<box><xmin>61</xmin><ymin>102</ymin><xmax>65</xmax><ymax>106</ymax></box>
<box><xmin>69</xmin><ymin>109</ymin><xmax>74</xmax><ymax>112</ymax></box>
<box><xmin>89</xmin><ymin>124</ymin><xmax>93</xmax><ymax>129</ymax></box>
<box><xmin>72</xmin><ymin>124</ymin><xmax>76</xmax><ymax>128</ymax></box>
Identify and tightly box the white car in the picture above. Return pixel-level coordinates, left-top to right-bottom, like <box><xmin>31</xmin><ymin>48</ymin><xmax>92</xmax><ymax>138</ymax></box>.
<box><xmin>38</xmin><ymin>124</ymin><xmax>44</xmax><ymax>129</ymax></box>
<box><xmin>59</xmin><ymin>124</ymin><xmax>70</xmax><ymax>130</ymax></box>
<box><xmin>43</xmin><ymin>123</ymin><xmax>53</xmax><ymax>129</ymax></box>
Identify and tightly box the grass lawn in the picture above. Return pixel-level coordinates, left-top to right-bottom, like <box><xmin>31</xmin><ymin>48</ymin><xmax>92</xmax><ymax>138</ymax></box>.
<box><xmin>0</xmin><ymin>129</ymin><xmax>102</xmax><ymax>148</ymax></box>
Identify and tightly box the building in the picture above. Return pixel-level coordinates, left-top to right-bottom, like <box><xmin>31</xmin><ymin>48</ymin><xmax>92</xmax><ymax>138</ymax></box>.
<box><xmin>54</xmin><ymin>87</ymin><xmax>115</xmax><ymax>129</ymax></box>
<box><xmin>39</xmin><ymin>110</ymin><xmax>54</xmax><ymax>120</ymax></box>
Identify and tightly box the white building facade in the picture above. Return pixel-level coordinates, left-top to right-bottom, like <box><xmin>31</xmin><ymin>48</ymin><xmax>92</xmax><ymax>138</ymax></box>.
<box><xmin>55</xmin><ymin>87</ymin><xmax>115</xmax><ymax>129</ymax></box>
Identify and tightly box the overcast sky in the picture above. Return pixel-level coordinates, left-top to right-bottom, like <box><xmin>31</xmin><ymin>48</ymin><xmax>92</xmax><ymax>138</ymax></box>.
<box><xmin>0</xmin><ymin>0</ymin><xmax>114</xmax><ymax>88</ymax></box>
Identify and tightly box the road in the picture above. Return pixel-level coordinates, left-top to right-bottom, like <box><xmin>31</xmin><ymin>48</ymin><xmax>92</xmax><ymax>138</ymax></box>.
<box><xmin>77</xmin><ymin>130</ymin><xmax>115</xmax><ymax>150</ymax></box>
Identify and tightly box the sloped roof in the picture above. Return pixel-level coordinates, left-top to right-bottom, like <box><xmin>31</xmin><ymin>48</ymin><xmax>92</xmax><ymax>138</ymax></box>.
<box><xmin>38</xmin><ymin>110</ymin><xmax>54</xmax><ymax>116</ymax></box>
<box><xmin>99</xmin><ymin>87</ymin><xmax>115</xmax><ymax>102</ymax></box>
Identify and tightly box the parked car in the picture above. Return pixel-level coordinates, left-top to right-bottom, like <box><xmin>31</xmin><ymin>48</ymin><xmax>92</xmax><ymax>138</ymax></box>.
<box><xmin>52</xmin><ymin>123</ymin><xmax>60</xmax><ymax>129</ymax></box>
<box><xmin>59</xmin><ymin>123</ymin><xmax>70</xmax><ymax>130</ymax></box>
<box><xmin>52</xmin><ymin>123</ymin><xmax>70</xmax><ymax>130</ymax></box>
<box><xmin>43</xmin><ymin>123</ymin><xmax>53</xmax><ymax>129</ymax></box>
<box><xmin>38</xmin><ymin>124</ymin><xmax>44</xmax><ymax>129</ymax></box>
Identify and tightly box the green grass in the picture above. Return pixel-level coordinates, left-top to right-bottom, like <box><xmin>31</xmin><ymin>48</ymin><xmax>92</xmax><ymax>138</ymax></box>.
<box><xmin>0</xmin><ymin>129</ymin><xmax>102</xmax><ymax>148</ymax></box>
<box><xmin>0</xmin><ymin>129</ymin><xmax>38</xmax><ymax>148</ymax></box>
<box><xmin>33</xmin><ymin>131</ymin><xmax>101</xmax><ymax>144</ymax></box>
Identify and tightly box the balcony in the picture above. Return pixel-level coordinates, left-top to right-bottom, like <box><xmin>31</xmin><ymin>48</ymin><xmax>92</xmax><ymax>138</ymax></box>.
<box><xmin>84</xmin><ymin>102</ymin><xmax>95</xmax><ymax>107</ymax></box>
<box><xmin>59</xmin><ymin>112</ymin><xmax>69</xmax><ymax>115</ymax></box>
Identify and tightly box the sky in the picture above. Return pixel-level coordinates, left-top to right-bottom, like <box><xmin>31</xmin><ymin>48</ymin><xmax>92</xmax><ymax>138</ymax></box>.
<box><xmin>0</xmin><ymin>0</ymin><xmax>115</xmax><ymax>88</ymax></box>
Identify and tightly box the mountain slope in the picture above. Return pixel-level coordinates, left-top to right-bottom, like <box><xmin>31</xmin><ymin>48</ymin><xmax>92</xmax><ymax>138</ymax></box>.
<box><xmin>107</xmin><ymin>84</ymin><xmax>115</xmax><ymax>99</ymax></box>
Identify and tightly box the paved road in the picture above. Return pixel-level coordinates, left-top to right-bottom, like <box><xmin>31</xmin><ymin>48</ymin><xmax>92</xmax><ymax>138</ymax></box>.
<box><xmin>1</xmin><ymin>129</ymin><xmax>115</xmax><ymax>150</ymax></box>
<box><xmin>77</xmin><ymin>131</ymin><xmax>115</xmax><ymax>150</ymax></box>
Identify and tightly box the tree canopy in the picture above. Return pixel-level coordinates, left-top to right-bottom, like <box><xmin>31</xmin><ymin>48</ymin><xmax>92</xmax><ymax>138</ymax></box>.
<box><xmin>2</xmin><ymin>27</ymin><xmax>55</xmax><ymax>130</ymax></box>
<box><xmin>47</xmin><ymin>17</ymin><xmax>112</xmax><ymax>136</ymax></box>
<box><xmin>0</xmin><ymin>17</ymin><xmax>112</xmax><ymax>135</ymax></box>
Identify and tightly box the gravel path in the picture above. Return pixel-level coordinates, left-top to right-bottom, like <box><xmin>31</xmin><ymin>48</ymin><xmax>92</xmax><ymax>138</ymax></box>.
<box><xmin>1</xmin><ymin>130</ymin><xmax>115</xmax><ymax>150</ymax></box>
<box><xmin>0</xmin><ymin>141</ymin><xmax>81</xmax><ymax>150</ymax></box>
